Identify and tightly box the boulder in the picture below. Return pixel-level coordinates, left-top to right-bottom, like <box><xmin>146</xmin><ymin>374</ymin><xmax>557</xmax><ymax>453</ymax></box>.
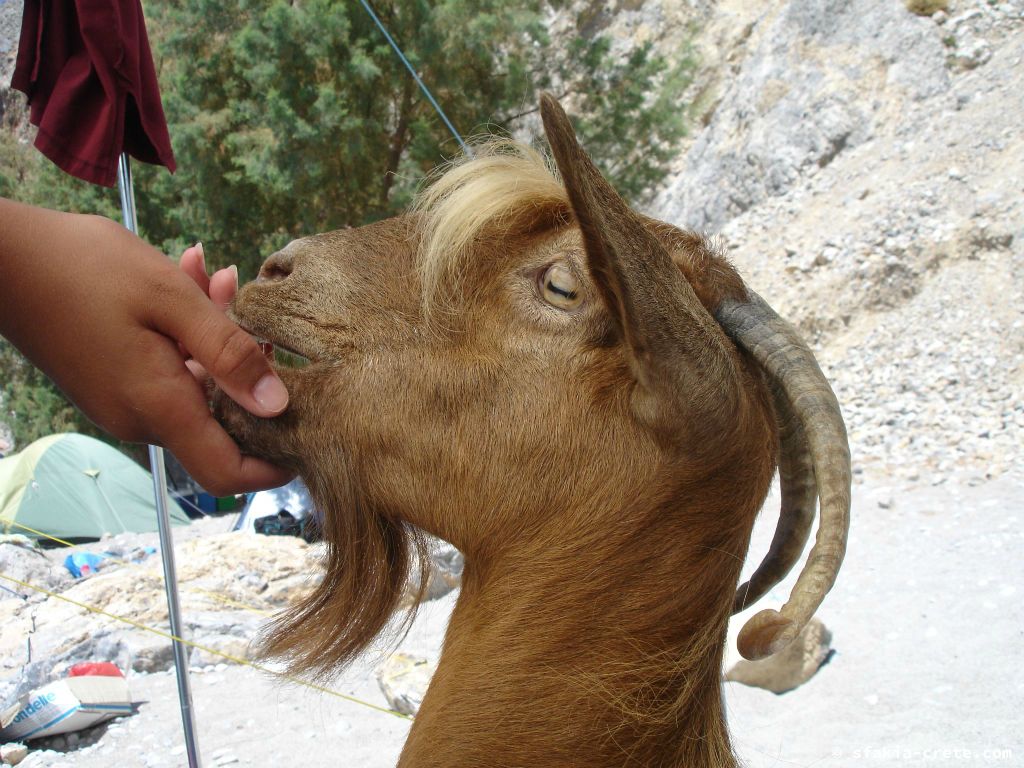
<box><xmin>400</xmin><ymin>542</ymin><xmax>464</xmax><ymax>608</ymax></box>
<box><xmin>725</xmin><ymin>617</ymin><xmax>833</xmax><ymax>694</ymax></box>
<box><xmin>423</xmin><ymin>544</ymin><xmax>463</xmax><ymax>600</ymax></box>
<box><xmin>0</xmin><ymin>533</ymin><xmax>316</xmax><ymax>684</ymax></box>
<box><xmin>375</xmin><ymin>653</ymin><xmax>436</xmax><ymax>716</ymax></box>
<box><xmin>189</xmin><ymin>634</ymin><xmax>254</xmax><ymax>668</ymax></box>
<box><xmin>127</xmin><ymin>635</ymin><xmax>176</xmax><ymax>674</ymax></box>
<box><xmin>0</xmin><ymin>541</ymin><xmax>73</xmax><ymax>603</ymax></box>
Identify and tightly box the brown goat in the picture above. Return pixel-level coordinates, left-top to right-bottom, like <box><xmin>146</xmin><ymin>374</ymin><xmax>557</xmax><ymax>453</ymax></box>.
<box><xmin>216</xmin><ymin>95</ymin><xmax>851</xmax><ymax>768</ymax></box>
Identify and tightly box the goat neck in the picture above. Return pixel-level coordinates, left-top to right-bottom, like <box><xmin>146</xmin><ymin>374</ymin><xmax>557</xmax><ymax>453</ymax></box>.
<box><xmin>400</xmin><ymin>481</ymin><xmax>759</xmax><ymax>768</ymax></box>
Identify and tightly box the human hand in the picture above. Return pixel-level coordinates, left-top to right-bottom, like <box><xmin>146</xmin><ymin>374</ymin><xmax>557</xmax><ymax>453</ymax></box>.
<box><xmin>0</xmin><ymin>199</ymin><xmax>294</xmax><ymax>494</ymax></box>
<box><xmin>176</xmin><ymin>242</ymin><xmax>270</xmax><ymax>381</ymax></box>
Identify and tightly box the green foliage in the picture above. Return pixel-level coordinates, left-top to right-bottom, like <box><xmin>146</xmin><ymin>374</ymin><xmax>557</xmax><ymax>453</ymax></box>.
<box><xmin>4</xmin><ymin>2</ymin><xmax>695</xmax><ymax>277</ymax></box>
<box><xmin>565</xmin><ymin>37</ymin><xmax>693</xmax><ymax>202</ymax></box>
<box><xmin>0</xmin><ymin>132</ymin><xmax>120</xmax><ymax>219</ymax></box>
<box><xmin>905</xmin><ymin>0</ymin><xmax>949</xmax><ymax>16</ymax></box>
<box><xmin>0</xmin><ymin>340</ymin><xmax>88</xmax><ymax>450</ymax></box>
<box><xmin>131</xmin><ymin>0</ymin><xmax>696</xmax><ymax>277</ymax></box>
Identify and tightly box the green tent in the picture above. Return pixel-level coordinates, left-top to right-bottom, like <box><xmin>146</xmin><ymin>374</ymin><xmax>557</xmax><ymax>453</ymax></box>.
<box><xmin>0</xmin><ymin>433</ymin><xmax>189</xmax><ymax>542</ymax></box>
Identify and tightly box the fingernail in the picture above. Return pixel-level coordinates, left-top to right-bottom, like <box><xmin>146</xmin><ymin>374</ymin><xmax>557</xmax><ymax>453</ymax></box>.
<box><xmin>228</xmin><ymin>264</ymin><xmax>238</xmax><ymax>290</ymax></box>
<box><xmin>195</xmin><ymin>242</ymin><xmax>206</xmax><ymax>271</ymax></box>
<box><xmin>253</xmin><ymin>373</ymin><xmax>288</xmax><ymax>413</ymax></box>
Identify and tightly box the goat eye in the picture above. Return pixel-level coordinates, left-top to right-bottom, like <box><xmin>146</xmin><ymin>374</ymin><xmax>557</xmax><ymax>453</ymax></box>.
<box><xmin>541</xmin><ymin>264</ymin><xmax>582</xmax><ymax>310</ymax></box>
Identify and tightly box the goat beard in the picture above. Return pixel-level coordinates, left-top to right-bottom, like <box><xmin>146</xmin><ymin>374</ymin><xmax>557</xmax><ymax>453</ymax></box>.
<box><xmin>253</xmin><ymin>444</ymin><xmax>431</xmax><ymax>679</ymax></box>
<box><xmin>211</xmin><ymin>381</ymin><xmax>430</xmax><ymax>676</ymax></box>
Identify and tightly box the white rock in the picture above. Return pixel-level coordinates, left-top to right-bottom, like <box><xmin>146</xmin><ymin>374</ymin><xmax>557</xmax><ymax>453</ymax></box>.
<box><xmin>952</xmin><ymin>35</ymin><xmax>993</xmax><ymax>69</ymax></box>
<box><xmin>375</xmin><ymin>653</ymin><xmax>437</xmax><ymax>716</ymax></box>
<box><xmin>0</xmin><ymin>743</ymin><xmax>29</xmax><ymax>766</ymax></box>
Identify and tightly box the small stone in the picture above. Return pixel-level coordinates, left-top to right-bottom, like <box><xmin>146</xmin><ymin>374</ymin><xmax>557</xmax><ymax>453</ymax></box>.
<box><xmin>188</xmin><ymin>636</ymin><xmax>251</xmax><ymax>668</ymax></box>
<box><xmin>400</xmin><ymin>544</ymin><xmax>464</xmax><ymax>607</ymax></box>
<box><xmin>952</xmin><ymin>36</ymin><xmax>993</xmax><ymax>69</ymax></box>
<box><xmin>0</xmin><ymin>743</ymin><xmax>29</xmax><ymax>766</ymax></box>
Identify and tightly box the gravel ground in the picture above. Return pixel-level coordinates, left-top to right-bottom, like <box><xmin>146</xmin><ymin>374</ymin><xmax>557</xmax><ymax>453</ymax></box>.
<box><xmin>701</xmin><ymin>4</ymin><xmax>1024</xmax><ymax>488</ymax></box>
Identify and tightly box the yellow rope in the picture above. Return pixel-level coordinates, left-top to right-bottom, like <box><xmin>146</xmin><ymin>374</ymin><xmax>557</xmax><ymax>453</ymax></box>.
<box><xmin>5</xmin><ymin>520</ymin><xmax>105</xmax><ymax>550</ymax></box>
<box><xmin>189</xmin><ymin>589</ymin><xmax>274</xmax><ymax>617</ymax></box>
<box><xmin>0</xmin><ymin>571</ymin><xmax>413</xmax><ymax>721</ymax></box>
<box><xmin>6</xmin><ymin>520</ymin><xmax>276</xmax><ymax>617</ymax></box>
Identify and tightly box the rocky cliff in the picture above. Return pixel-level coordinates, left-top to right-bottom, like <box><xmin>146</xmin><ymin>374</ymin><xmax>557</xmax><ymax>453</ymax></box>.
<box><xmin>0</xmin><ymin>0</ymin><xmax>24</xmax><ymax>133</ymax></box>
<box><xmin>643</xmin><ymin>0</ymin><xmax>1023</xmax><ymax>484</ymax></box>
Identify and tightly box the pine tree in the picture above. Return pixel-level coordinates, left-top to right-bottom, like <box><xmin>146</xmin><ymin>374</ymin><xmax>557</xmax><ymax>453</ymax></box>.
<box><xmin>135</xmin><ymin>0</ymin><xmax>694</xmax><ymax>275</ymax></box>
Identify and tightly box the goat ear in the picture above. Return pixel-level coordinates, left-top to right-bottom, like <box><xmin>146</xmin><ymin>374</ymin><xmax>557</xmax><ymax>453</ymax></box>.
<box><xmin>540</xmin><ymin>94</ymin><xmax>733</xmax><ymax>428</ymax></box>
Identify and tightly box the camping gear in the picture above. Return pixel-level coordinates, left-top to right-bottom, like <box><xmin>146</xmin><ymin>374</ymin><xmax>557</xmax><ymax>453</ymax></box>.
<box><xmin>239</xmin><ymin>479</ymin><xmax>322</xmax><ymax>542</ymax></box>
<box><xmin>0</xmin><ymin>434</ymin><xmax>190</xmax><ymax>542</ymax></box>
<box><xmin>0</xmin><ymin>670</ymin><xmax>131</xmax><ymax>741</ymax></box>
<box><xmin>194</xmin><ymin>493</ymin><xmax>240</xmax><ymax>516</ymax></box>
<box><xmin>254</xmin><ymin>510</ymin><xmax>303</xmax><ymax>538</ymax></box>
<box><xmin>252</xmin><ymin>509</ymin><xmax>320</xmax><ymax>542</ymax></box>
<box><xmin>233</xmin><ymin>478</ymin><xmax>316</xmax><ymax>533</ymax></box>
<box><xmin>68</xmin><ymin>662</ymin><xmax>123</xmax><ymax>678</ymax></box>
<box><xmin>63</xmin><ymin>552</ymin><xmax>108</xmax><ymax>578</ymax></box>
<box><xmin>117</xmin><ymin>156</ymin><xmax>201</xmax><ymax>767</ymax></box>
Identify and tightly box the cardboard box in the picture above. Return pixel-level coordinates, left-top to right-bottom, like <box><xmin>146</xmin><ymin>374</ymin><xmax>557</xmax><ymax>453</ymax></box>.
<box><xmin>0</xmin><ymin>675</ymin><xmax>132</xmax><ymax>741</ymax></box>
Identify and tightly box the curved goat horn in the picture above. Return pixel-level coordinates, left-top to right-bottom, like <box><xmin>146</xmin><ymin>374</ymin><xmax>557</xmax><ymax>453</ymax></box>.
<box><xmin>731</xmin><ymin>380</ymin><xmax>818</xmax><ymax>614</ymax></box>
<box><xmin>715</xmin><ymin>292</ymin><xmax>851</xmax><ymax>660</ymax></box>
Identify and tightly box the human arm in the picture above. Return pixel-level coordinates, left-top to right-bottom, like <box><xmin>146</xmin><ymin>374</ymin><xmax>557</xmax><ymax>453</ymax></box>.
<box><xmin>0</xmin><ymin>197</ymin><xmax>293</xmax><ymax>494</ymax></box>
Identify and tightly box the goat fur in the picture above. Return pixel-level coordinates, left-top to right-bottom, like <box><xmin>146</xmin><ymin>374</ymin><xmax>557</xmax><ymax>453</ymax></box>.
<box><xmin>214</xmin><ymin>97</ymin><xmax>849</xmax><ymax>768</ymax></box>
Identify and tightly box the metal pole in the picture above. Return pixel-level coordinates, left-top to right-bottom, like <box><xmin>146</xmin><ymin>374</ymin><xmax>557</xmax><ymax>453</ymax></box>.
<box><xmin>117</xmin><ymin>154</ymin><xmax>203</xmax><ymax>768</ymax></box>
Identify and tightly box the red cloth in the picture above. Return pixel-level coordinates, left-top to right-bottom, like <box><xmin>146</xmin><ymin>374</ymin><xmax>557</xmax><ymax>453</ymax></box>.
<box><xmin>11</xmin><ymin>0</ymin><xmax>176</xmax><ymax>187</ymax></box>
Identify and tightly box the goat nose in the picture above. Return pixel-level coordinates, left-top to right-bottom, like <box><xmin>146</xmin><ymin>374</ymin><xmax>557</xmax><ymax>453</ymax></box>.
<box><xmin>258</xmin><ymin>250</ymin><xmax>294</xmax><ymax>282</ymax></box>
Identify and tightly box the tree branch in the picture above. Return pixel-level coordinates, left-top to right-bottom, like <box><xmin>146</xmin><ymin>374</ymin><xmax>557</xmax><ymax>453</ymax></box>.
<box><xmin>380</xmin><ymin>79</ymin><xmax>416</xmax><ymax>207</ymax></box>
<box><xmin>497</xmin><ymin>88</ymin><xmax>574</xmax><ymax>125</ymax></box>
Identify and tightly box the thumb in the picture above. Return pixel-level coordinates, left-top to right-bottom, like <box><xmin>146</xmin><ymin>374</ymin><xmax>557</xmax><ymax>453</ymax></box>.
<box><xmin>157</xmin><ymin>274</ymin><xmax>288</xmax><ymax>417</ymax></box>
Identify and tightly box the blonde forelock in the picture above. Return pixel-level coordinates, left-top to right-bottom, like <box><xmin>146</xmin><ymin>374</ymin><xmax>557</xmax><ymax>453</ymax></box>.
<box><xmin>413</xmin><ymin>140</ymin><xmax>571</xmax><ymax>315</ymax></box>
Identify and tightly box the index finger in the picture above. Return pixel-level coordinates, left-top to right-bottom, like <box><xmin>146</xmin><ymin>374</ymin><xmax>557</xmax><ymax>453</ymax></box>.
<box><xmin>151</xmin><ymin>271</ymin><xmax>288</xmax><ymax>418</ymax></box>
<box><xmin>179</xmin><ymin>243</ymin><xmax>210</xmax><ymax>294</ymax></box>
